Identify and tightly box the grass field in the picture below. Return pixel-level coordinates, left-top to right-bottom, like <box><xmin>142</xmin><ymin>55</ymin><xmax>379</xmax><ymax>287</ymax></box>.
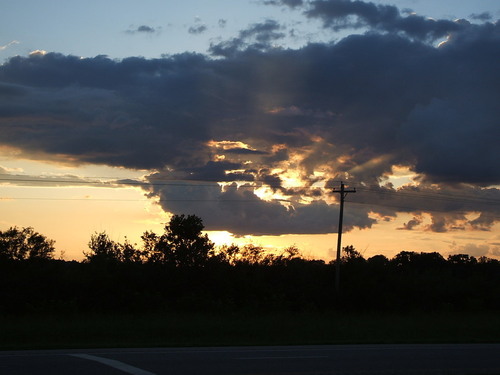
<box><xmin>1</xmin><ymin>311</ymin><xmax>499</xmax><ymax>350</ymax></box>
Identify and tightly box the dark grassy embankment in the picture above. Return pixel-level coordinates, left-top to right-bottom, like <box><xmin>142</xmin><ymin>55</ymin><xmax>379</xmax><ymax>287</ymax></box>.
<box><xmin>1</xmin><ymin>311</ymin><xmax>500</xmax><ymax>350</ymax></box>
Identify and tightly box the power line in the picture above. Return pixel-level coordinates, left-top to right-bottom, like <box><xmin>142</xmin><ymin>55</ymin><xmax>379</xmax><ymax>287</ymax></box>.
<box><xmin>356</xmin><ymin>186</ymin><xmax>500</xmax><ymax>205</ymax></box>
<box><xmin>0</xmin><ymin>176</ymin><xmax>345</xmax><ymax>187</ymax></box>
<box><xmin>0</xmin><ymin>177</ymin><xmax>318</xmax><ymax>189</ymax></box>
<box><xmin>0</xmin><ymin>197</ymin><xmax>287</xmax><ymax>203</ymax></box>
<box><xmin>347</xmin><ymin>201</ymin><xmax>500</xmax><ymax>220</ymax></box>
<box><xmin>1</xmin><ymin>177</ymin><xmax>500</xmax><ymax>205</ymax></box>
<box><xmin>5</xmin><ymin>198</ymin><xmax>499</xmax><ymax>223</ymax></box>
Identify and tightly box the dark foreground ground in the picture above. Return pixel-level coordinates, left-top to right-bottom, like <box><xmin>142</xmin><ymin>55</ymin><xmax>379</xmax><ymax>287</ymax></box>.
<box><xmin>1</xmin><ymin>311</ymin><xmax>499</xmax><ymax>350</ymax></box>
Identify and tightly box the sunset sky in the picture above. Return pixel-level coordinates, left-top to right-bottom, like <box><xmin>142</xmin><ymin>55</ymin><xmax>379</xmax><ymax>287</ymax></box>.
<box><xmin>1</xmin><ymin>0</ymin><xmax>499</xmax><ymax>261</ymax></box>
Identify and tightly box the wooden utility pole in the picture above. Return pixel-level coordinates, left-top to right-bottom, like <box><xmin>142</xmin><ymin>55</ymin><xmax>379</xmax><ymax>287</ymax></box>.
<box><xmin>333</xmin><ymin>181</ymin><xmax>356</xmax><ymax>294</ymax></box>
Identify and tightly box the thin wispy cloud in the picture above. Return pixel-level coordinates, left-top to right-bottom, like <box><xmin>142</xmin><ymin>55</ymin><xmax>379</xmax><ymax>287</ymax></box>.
<box><xmin>0</xmin><ymin>40</ymin><xmax>19</xmax><ymax>51</ymax></box>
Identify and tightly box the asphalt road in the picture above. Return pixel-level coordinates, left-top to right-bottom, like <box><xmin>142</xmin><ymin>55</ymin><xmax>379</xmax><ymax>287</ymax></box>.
<box><xmin>1</xmin><ymin>344</ymin><xmax>500</xmax><ymax>375</ymax></box>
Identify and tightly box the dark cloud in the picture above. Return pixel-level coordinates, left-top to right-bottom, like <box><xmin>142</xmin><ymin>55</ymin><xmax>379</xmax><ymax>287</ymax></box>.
<box><xmin>137</xmin><ymin>25</ymin><xmax>156</xmax><ymax>33</ymax></box>
<box><xmin>0</xmin><ymin>52</ymin><xmax>217</xmax><ymax>169</ymax></box>
<box><xmin>188</xmin><ymin>24</ymin><xmax>208</xmax><ymax>35</ymax></box>
<box><xmin>269</xmin><ymin>0</ymin><xmax>464</xmax><ymax>41</ymax></box>
<box><xmin>224</xmin><ymin>148</ymin><xmax>268</xmax><ymax>155</ymax></box>
<box><xmin>239</xmin><ymin>19</ymin><xmax>285</xmax><ymax>42</ymax></box>
<box><xmin>176</xmin><ymin>161</ymin><xmax>255</xmax><ymax>183</ymax></box>
<box><xmin>470</xmin><ymin>213</ymin><xmax>496</xmax><ymax>231</ymax></box>
<box><xmin>398</xmin><ymin>216</ymin><xmax>422</xmax><ymax>231</ymax></box>
<box><xmin>263</xmin><ymin>0</ymin><xmax>304</xmax><ymax>8</ymax></box>
<box><xmin>470</xmin><ymin>12</ymin><xmax>493</xmax><ymax>22</ymax></box>
<box><xmin>402</xmin><ymin>96</ymin><xmax>500</xmax><ymax>184</ymax></box>
<box><xmin>356</xmin><ymin>184</ymin><xmax>500</xmax><ymax>233</ymax></box>
<box><xmin>209</xmin><ymin>19</ymin><xmax>286</xmax><ymax>56</ymax></box>
<box><xmin>0</xmin><ymin>82</ymin><xmax>26</xmax><ymax>98</ymax></box>
<box><xmin>0</xmin><ymin>1</ymin><xmax>499</xmax><ymax>236</ymax></box>
<box><xmin>143</xmin><ymin>178</ymin><xmax>375</xmax><ymax>235</ymax></box>
<box><xmin>126</xmin><ymin>25</ymin><xmax>159</xmax><ymax>34</ymax></box>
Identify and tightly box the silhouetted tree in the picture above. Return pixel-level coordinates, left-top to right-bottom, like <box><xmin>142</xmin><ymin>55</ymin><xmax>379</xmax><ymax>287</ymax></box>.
<box><xmin>341</xmin><ymin>245</ymin><xmax>365</xmax><ymax>264</ymax></box>
<box><xmin>273</xmin><ymin>245</ymin><xmax>302</xmax><ymax>265</ymax></box>
<box><xmin>214</xmin><ymin>244</ymin><xmax>240</xmax><ymax>265</ymax></box>
<box><xmin>448</xmin><ymin>254</ymin><xmax>477</xmax><ymax>265</ymax></box>
<box><xmin>143</xmin><ymin>214</ymin><xmax>215</xmax><ymax>267</ymax></box>
<box><xmin>391</xmin><ymin>251</ymin><xmax>445</xmax><ymax>270</ymax></box>
<box><xmin>3</xmin><ymin>216</ymin><xmax>500</xmax><ymax>314</ymax></box>
<box><xmin>214</xmin><ymin>243</ymin><xmax>302</xmax><ymax>266</ymax></box>
<box><xmin>367</xmin><ymin>254</ymin><xmax>389</xmax><ymax>267</ymax></box>
<box><xmin>84</xmin><ymin>232</ymin><xmax>144</xmax><ymax>263</ymax></box>
<box><xmin>141</xmin><ymin>230</ymin><xmax>163</xmax><ymax>263</ymax></box>
<box><xmin>239</xmin><ymin>244</ymin><xmax>266</xmax><ymax>265</ymax></box>
<box><xmin>478</xmin><ymin>256</ymin><xmax>499</xmax><ymax>265</ymax></box>
<box><xmin>0</xmin><ymin>226</ymin><xmax>55</xmax><ymax>261</ymax></box>
<box><xmin>391</xmin><ymin>251</ymin><xmax>415</xmax><ymax>267</ymax></box>
<box><xmin>84</xmin><ymin>232</ymin><xmax>120</xmax><ymax>262</ymax></box>
<box><xmin>118</xmin><ymin>238</ymin><xmax>144</xmax><ymax>263</ymax></box>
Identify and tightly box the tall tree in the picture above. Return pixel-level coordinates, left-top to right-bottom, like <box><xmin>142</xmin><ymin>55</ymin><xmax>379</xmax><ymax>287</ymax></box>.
<box><xmin>146</xmin><ymin>214</ymin><xmax>215</xmax><ymax>267</ymax></box>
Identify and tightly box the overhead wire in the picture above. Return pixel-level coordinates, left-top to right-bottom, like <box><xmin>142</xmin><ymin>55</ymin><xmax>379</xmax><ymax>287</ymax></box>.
<box><xmin>1</xmin><ymin>176</ymin><xmax>500</xmax><ymax>207</ymax></box>
<box><xmin>347</xmin><ymin>200</ymin><xmax>500</xmax><ymax>219</ymax></box>
<box><xmin>355</xmin><ymin>186</ymin><xmax>500</xmax><ymax>205</ymax></box>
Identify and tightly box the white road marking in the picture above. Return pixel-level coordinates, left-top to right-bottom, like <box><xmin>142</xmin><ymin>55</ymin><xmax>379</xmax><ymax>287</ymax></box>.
<box><xmin>70</xmin><ymin>353</ymin><xmax>157</xmax><ymax>375</ymax></box>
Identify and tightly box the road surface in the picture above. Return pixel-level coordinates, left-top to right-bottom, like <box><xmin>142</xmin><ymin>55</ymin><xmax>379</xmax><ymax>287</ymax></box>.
<box><xmin>1</xmin><ymin>344</ymin><xmax>499</xmax><ymax>374</ymax></box>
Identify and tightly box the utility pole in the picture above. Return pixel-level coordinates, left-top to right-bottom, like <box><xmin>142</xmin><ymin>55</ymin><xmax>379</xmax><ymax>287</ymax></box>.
<box><xmin>332</xmin><ymin>181</ymin><xmax>356</xmax><ymax>294</ymax></box>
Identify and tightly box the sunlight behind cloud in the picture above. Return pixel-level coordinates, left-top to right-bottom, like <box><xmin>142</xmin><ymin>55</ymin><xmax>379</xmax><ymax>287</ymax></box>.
<box><xmin>29</xmin><ymin>49</ymin><xmax>47</xmax><ymax>56</ymax></box>
<box><xmin>384</xmin><ymin>165</ymin><xmax>419</xmax><ymax>188</ymax></box>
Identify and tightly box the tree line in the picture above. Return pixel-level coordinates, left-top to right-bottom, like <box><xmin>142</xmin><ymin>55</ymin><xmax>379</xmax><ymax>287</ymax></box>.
<box><xmin>1</xmin><ymin>215</ymin><xmax>499</xmax><ymax>314</ymax></box>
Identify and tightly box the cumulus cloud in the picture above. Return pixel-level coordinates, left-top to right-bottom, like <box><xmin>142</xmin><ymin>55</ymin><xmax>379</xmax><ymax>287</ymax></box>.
<box><xmin>0</xmin><ymin>0</ymin><xmax>499</xmax><ymax>236</ymax></box>
<box><xmin>356</xmin><ymin>184</ymin><xmax>500</xmax><ymax>233</ymax></box>
<box><xmin>449</xmin><ymin>242</ymin><xmax>497</xmax><ymax>258</ymax></box>
<box><xmin>142</xmin><ymin>176</ymin><xmax>375</xmax><ymax>235</ymax></box>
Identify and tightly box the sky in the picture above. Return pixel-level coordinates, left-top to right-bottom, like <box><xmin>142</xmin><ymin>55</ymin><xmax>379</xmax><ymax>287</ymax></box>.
<box><xmin>1</xmin><ymin>0</ymin><xmax>499</xmax><ymax>261</ymax></box>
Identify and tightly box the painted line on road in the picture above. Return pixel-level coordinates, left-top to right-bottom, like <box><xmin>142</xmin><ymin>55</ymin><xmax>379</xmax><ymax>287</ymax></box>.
<box><xmin>70</xmin><ymin>353</ymin><xmax>157</xmax><ymax>375</ymax></box>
